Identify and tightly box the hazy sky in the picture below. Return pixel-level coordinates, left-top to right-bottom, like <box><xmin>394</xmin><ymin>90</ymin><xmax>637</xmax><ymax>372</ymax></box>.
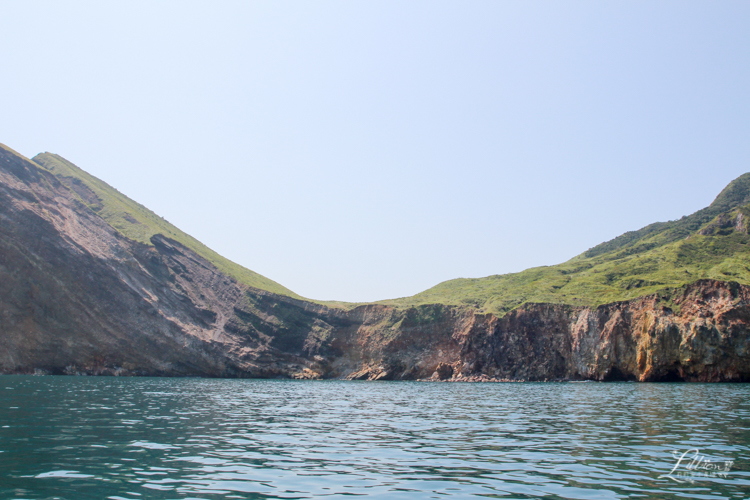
<box><xmin>2</xmin><ymin>1</ymin><xmax>749</xmax><ymax>302</ymax></box>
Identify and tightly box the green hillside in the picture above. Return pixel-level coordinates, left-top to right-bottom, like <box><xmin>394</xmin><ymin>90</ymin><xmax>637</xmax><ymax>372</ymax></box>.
<box><xmin>380</xmin><ymin>174</ymin><xmax>750</xmax><ymax>316</ymax></box>
<box><xmin>13</xmin><ymin>145</ymin><xmax>750</xmax><ymax>318</ymax></box>
<box><xmin>31</xmin><ymin>152</ymin><xmax>302</xmax><ymax>299</ymax></box>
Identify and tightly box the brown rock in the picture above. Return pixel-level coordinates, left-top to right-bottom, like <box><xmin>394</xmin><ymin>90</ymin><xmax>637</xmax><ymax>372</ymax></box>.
<box><xmin>434</xmin><ymin>362</ymin><xmax>454</xmax><ymax>380</ymax></box>
<box><xmin>0</xmin><ymin>145</ymin><xmax>749</xmax><ymax>382</ymax></box>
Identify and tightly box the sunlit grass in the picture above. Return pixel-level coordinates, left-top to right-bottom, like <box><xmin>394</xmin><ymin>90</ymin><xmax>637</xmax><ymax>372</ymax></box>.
<box><xmin>380</xmin><ymin>174</ymin><xmax>750</xmax><ymax>316</ymax></box>
<box><xmin>30</xmin><ymin>150</ymin><xmax>750</xmax><ymax>317</ymax></box>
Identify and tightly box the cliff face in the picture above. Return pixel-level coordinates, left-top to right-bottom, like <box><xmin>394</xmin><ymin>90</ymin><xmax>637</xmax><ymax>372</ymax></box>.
<box><xmin>1</xmin><ymin>145</ymin><xmax>748</xmax><ymax>381</ymax></box>
<box><xmin>0</xmin><ymin>145</ymin><xmax>322</xmax><ymax>377</ymax></box>
<box><xmin>307</xmin><ymin>280</ymin><xmax>749</xmax><ymax>382</ymax></box>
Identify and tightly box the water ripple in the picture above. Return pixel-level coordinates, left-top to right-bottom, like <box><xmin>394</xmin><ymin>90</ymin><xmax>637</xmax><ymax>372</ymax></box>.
<box><xmin>0</xmin><ymin>377</ymin><xmax>748</xmax><ymax>499</ymax></box>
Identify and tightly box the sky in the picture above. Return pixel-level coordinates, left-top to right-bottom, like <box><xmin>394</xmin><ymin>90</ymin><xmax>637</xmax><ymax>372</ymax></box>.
<box><xmin>1</xmin><ymin>1</ymin><xmax>749</xmax><ymax>302</ymax></box>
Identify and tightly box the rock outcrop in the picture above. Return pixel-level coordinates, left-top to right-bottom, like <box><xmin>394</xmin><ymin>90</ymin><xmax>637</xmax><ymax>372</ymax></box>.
<box><xmin>1</xmin><ymin>145</ymin><xmax>748</xmax><ymax>381</ymax></box>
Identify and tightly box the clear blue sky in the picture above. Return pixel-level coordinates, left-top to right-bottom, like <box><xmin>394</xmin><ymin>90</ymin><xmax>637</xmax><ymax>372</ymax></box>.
<box><xmin>2</xmin><ymin>1</ymin><xmax>749</xmax><ymax>302</ymax></box>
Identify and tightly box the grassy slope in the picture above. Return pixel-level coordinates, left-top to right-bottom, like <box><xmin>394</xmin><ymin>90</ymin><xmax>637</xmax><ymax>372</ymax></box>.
<box><xmin>381</xmin><ymin>174</ymin><xmax>750</xmax><ymax>316</ymax></box>
<box><xmin>31</xmin><ymin>152</ymin><xmax>302</xmax><ymax>299</ymax></box>
<box><xmin>13</xmin><ymin>145</ymin><xmax>750</xmax><ymax>317</ymax></box>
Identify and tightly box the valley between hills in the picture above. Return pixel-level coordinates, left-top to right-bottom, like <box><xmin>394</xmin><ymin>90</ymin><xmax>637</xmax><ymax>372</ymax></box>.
<box><xmin>1</xmin><ymin>142</ymin><xmax>749</xmax><ymax>381</ymax></box>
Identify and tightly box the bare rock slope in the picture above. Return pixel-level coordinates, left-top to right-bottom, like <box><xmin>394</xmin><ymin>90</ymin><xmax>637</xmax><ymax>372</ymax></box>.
<box><xmin>0</xmin><ymin>145</ymin><xmax>748</xmax><ymax>381</ymax></box>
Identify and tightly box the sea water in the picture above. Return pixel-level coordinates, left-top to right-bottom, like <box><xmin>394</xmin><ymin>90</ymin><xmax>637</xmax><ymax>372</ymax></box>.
<box><xmin>0</xmin><ymin>376</ymin><xmax>748</xmax><ymax>499</ymax></box>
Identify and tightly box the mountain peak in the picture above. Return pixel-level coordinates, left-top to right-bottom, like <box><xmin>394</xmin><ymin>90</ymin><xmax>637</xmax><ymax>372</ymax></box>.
<box><xmin>710</xmin><ymin>172</ymin><xmax>750</xmax><ymax>212</ymax></box>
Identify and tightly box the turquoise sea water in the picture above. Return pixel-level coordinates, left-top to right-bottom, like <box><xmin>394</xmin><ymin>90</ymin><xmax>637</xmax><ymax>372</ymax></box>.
<box><xmin>0</xmin><ymin>377</ymin><xmax>748</xmax><ymax>499</ymax></box>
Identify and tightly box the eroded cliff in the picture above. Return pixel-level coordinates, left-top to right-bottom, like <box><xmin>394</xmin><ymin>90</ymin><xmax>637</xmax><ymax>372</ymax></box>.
<box><xmin>1</xmin><ymin>144</ymin><xmax>748</xmax><ymax>381</ymax></box>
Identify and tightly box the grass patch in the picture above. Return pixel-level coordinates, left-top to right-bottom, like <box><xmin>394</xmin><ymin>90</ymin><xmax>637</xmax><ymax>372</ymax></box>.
<box><xmin>380</xmin><ymin>174</ymin><xmax>750</xmax><ymax>316</ymax></box>
<box><xmin>23</xmin><ymin>149</ymin><xmax>750</xmax><ymax>317</ymax></box>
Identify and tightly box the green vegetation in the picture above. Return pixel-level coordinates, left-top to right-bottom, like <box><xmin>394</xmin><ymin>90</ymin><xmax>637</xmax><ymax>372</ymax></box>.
<box><xmin>20</xmin><ymin>148</ymin><xmax>750</xmax><ymax>317</ymax></box>
<box><xmin>32</xmin><ymin>153</ymin><xmax>302</xmax><ymax>299</ymax></box>
<box><xmin>380</xmin><ymin>174</ymin><xmax>750</xmax><ymax>316</ymax></box>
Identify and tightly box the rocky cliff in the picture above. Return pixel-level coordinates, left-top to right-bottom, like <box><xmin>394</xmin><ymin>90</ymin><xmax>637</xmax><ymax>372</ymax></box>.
<box><xmin>295</xmin><ymin>279</ymin><xmax>748</xmax><ymax>382</ymax></box>
<box><xmin>1</xmin><ymin>144</ymin><xmax>748</xmax><ymax>381</ymax></box>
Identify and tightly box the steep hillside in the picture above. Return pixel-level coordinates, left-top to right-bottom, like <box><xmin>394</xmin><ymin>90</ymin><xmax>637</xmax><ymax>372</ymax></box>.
<box><xmin>25</xmin><ymin>147</ymin><xmax>750</xmax><ymax>319</ymax></box>
<box><xmin>30</xmin><ymin>150</ymin><xmax>301</xmax><ymax>299</ymax></box>
<box><xmin>1</xmin><ymin>142</ymin><xmax>748</xmax><ymax>382</ymax></box>
<box><xmin>382</xmin><ymin>174</ymin><xmax>750</xmax><ymax>316</ymax></box>
<box><xmin>0</xmin><ymin>143</ymin><xmax>341</xmax><ymax>377</ymax></box>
